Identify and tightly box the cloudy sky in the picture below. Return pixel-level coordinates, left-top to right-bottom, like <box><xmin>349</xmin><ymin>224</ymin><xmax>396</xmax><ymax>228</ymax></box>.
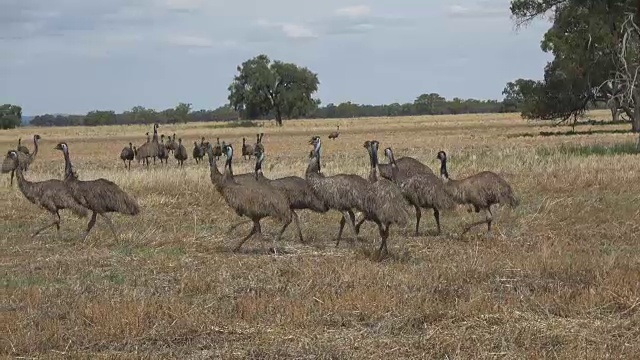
<box><xmin>1</xmin><ymin>0</ymin><xmax>551</xmax><ymax>115</ymax></box>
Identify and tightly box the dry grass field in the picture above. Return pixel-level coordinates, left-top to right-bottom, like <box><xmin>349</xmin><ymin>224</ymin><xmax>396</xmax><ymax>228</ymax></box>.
<box><xmin>2</xmin><ymin>110</ymin><xmax>640</xmax><ymax>359</ymax></box>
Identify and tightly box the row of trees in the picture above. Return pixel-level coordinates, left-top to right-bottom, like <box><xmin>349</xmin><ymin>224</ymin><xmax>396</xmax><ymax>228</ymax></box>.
<box><xmin>506</xmin><ymin>0</ymin><xmax>640</xmax><ymax>132</ymax></box>
<box><xmin>25</xmin><ymin>96</ymin><xmax>514</xmax><ymax>127</ymax></box>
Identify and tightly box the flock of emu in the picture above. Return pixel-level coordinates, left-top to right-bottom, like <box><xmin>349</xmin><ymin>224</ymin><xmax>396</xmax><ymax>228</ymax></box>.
<box><xmin>119</xmin><ymin>123</ymin><xmax>268</xmax><ymax>169</ymax></box>
<box><xmin>2</xmin><ymin>123</ymin><xmax>518</xmax><ymax>260</ymax></box>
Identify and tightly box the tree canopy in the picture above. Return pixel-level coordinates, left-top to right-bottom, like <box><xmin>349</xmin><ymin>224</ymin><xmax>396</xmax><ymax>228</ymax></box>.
<box><xmin>0</xmin><ymin>104</ymin><xmax>22</xmax><ymax>129</ymax></box>
<box><xmin>228</xmin><ymin>54</ymin><xmax>320</xmax><ymax>126</ymax></box>
<box><xmin>508</xmin><ymin>0</ymin><xmax>640</xmax><ymax>131</ymax></box>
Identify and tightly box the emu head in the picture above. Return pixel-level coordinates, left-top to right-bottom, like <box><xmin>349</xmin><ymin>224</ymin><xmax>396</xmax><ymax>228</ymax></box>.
<box><xmin>54</xmin><ymin>142</ymin><xmax>69</xmax><ymax>153</ymax></box>
<box><xmin>34</xmin><ymin>134</ymin><xmax>41</xmax><ymax>141</ymax></box>
<box><xmin>436</xmin><ymin>151</ymin><xmax>447</xmax><ymax>162</ymax></box>
<box><xmin>384</xmin><ymin>147</ymin><xmax>396</xmax><ymax>164</ymax></box>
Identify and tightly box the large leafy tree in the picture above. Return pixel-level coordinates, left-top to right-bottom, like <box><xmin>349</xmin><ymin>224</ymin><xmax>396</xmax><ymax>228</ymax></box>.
<box><xmin>228</xmin><ymin>54</ymin><xmax>320</xmax><ymax>126</ymax></box>
<box><xmin>0</xmin><ymin>104</ymin><xmax>22</xmax><ymax>129</ymax></box>
<box><xmin>510</xmin><ymin>0</ymin><xmax>640</xmax><ymax>132</ymax></box>
<box><xmin>414</xmin><ymin>93</ymin><xmax>446</xmax><ymax>114</ymax></box>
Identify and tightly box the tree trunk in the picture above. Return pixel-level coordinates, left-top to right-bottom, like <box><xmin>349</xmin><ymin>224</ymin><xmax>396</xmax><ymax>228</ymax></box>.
<box><xmin>633</xmin><ymin>90</ymin><xmax>640</xmax><ymax>133</ymax></box>
<box><xmin>275</xmin><ymin>107</ymin><xmax>283</xmax><ymax>126</ymax></box>
<box><xmin>608</xmin><ymin>98</ymin><xmax>619</xmax><ymax>122</ymax></box>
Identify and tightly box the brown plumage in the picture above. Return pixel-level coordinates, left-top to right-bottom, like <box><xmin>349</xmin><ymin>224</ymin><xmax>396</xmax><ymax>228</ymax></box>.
<box><xmin>360</xmin><ymin>147</ymin><xmax>455</xmax><ymax>236</ymax></box>
<box><xmin>206</xmin><ymin>144</ymin><xmax>293</xmax><ymax>253</ymax></box>
<box><xmin>120</xmin><ymin>142</ymin><xmax>135</xmax><ymax>170</ymax></box>
<box><xmin>55</xmin><ymin>142</ymin><xmax>140</xmax><ymax>241</ymax></box>
<box><xmin>157</xmin><ymin>135</ymin><xmax>169</xmax><ymax>165</ymax></box>
<box><xmin>193</xmin><ymin>141</ymin><xmax>204</xmax><ymax>164</ymax></box>
<box><xmin>136</xmin><ymin>124</ymin><xmax>160</xmax><ymax>166</ymax></box>
<box><xmin>305</xmin><ymin>136</ymin><xmax>369</xmax><ymax>246</ymax></box>
<box><xmin>359</xmin><ymin>140</ymin><xmax>410</xmax><ymax>258</ymax></box>
<box><xmin>436</xmin><ymin>150</ymin><xmax>519</xmax><ymax>235</ymax></box>
<box><xmin>165</xmin><ymin>133</ymin><xmax>178</xmax><ymax>155</ymax></box>
<box><xmin>174</xmin><ymin>138</ymin><xmax>188</xmax><ymax>167</ymax></box>
<box><xmin>328</xmin><ymin>125</ymin><xmax>340</xmax><ymax>140</ymax></box>
<box><xmin>4</xmin><ymin>134</ymin><xmax>40</xmax><ymax>186</ymax></box>
<box><xmin>254</xmin><ymin>133</ymin><xmax>265</xmax><ymax>155</ymax></box>
<box><xmin>213</xmin><ymin>137</ymin><xmax>223</xmax><ymax>160</ymax></box>
<box><xmin>230</xmin><ymin>146</ymin><xmax>329</xmax><ymax>242</ymax></box>
<box><xmin>378</xmin><ymin>153</ymin><xmax>435</xmax><ymax>180</ymax></box>
<box><xmin>241</xmin><ymin>137</ymin><xmax>254</xmax><ymax>160</ymax></box>
<box><xmin>5</xmin><ymin>150</ymin><xmax>88</xmax><ymax>237</ymax></box>
<box><xmin>17</xmin><ymin>138</ymin><xmax>30</xmax><ymax>155</ymax></box>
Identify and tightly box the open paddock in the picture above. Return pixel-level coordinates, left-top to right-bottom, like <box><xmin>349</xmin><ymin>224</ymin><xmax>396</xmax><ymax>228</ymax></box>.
<box><xmin>2</xmin><ymin>110</ymin><xmax>640</xmax><ymax>358</ymax></box>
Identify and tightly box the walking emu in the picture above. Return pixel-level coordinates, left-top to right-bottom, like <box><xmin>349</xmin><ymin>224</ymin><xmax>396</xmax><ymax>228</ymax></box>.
<box><xmin>4</xmin><ymin>134</ymin><xmax>41</xmax><ymax>186</ymax></box>
<box><xmin>174</xmin><ymin>138</ymin><xmax>188</xmax><ymax>167</ymax></box>
<box><xmin>54</xmin><ymin>142</ymin><xmax>140</xmax><ymax>241</ymax></box>
<box><xmin>436</xmin><ymin>150</ymin><xmax>518</xmax><ymax>235</ymax></box>
<box><xmin>359</xmin><ymin>147</ymin><xmax>454</xmax><ymax>236</ymax></box>
<box><xmin>241</xmin><ymin>137</ymin><xmax>254</xmax><ymax>160</ymax></box>
<box><xmin>360</xmin><ymin>140</ymin><xmax>410</xmax><ymax>259</ymax></box>
<box><xmin>305</xmin><ymin>136</ymin><xmax>369</xmax><ymax>245</ymax></box>
<box><xmin>206</xmin><ymin>143</ymin><xmax>293</xmax><ymax>253</ymax></box>
<box><xmin>328</xmin><ymin>125</ymin><xmax>340</xmax><ymax>140</ymax></box>
<box><xmin>120</xmin><ymin>142</ymin><xmax>135</xmax><ymax>170</ymax></box>
<box><xmin>4</xmin><ymin>150</ymin><xmax>88</xmax><ymax>237</ymax></box>
<box><xmin>229</xmin><ymin>146</ymin><xmax>328</xmax><ymax>242</ymax></box>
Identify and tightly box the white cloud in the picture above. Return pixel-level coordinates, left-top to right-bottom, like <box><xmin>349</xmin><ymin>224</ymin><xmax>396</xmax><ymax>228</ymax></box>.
<box><xmin>334</xmin><ymin>5</ymin><xmax>371</xmax><ymax>18</ymax></box>
<box><xmin>161</xmin><ymin>0</ymin><xmax>204</xmax><ymax>11</ymax></box>
<box><xmin>448</xmin><ymin>5</ymin><xmax>469</xmax><ymax>14</ymax></box>
<box><xmin>281</xmin><ymin>24</ymin><xmax>317</xmax><ymax>39</ymax></box>
<box><xmin>446</xmin><ymin>3</ymin><xmax>506</xmax><ymax>18</ymax></box>
<box><xmin>166</xmin><ymin>35</ymin><xmax>214</xmax><ymax>47</ymax></box>
<box><xmin>256</xmin><ymin>19</ymin><xmax>317</xmax><ymax>40</ymax></box>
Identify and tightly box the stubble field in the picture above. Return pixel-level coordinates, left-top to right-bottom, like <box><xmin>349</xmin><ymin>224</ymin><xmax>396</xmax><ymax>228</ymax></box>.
<box><xmin>2</xmin><ymin>110</ymin><xmax>640</xmax><ymax>359</ymax></box>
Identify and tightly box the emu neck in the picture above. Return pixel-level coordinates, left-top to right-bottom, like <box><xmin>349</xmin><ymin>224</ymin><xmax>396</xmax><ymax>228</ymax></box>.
<box><xmin>62</xmin><ymin>150</ymin><xmax>78</xmax><ymax>181</ymax></box>
<box><xmin>367</xmin><ymin>150</ymin><xmax>378</xmax><ymax>183</ymax></box>
<box><xmin>28</xmin><ymin>138</ymin><xmax>39</xmax><ymax>163</ymax></box>
<box><xmin>14</xmin><ymin>165</ymin><xmax>31</xmax><ymax>198</ymax></box>
<box><xmin>440</xmin><ymin>159</ymin><xmax>449</xmax><ymax>182</ymax></box>
<box><xmin>305</xmin><ymin>155</ymin><xmax>321</xmax><ymax>178</ymax></box>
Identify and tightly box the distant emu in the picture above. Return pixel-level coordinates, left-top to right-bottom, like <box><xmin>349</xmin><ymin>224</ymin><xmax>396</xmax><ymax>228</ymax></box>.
<box><xmin>436</xmin><ymin>150</ymin><xmax>518</xmax><ymax>236</ymax></box>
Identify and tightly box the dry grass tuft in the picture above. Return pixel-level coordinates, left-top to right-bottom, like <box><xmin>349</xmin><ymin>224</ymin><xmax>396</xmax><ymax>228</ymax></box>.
<box><xmin>2</xmin><ymin>110</ymin><xmax>640</xmax><ymax>358</ymax></box>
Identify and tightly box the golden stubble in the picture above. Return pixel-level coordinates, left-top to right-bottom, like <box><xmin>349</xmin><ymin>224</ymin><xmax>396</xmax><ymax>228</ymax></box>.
<box><xmin>2</xmin><ymin>109</ymin><xmax>640</xmax><ymax>358</ymax></box>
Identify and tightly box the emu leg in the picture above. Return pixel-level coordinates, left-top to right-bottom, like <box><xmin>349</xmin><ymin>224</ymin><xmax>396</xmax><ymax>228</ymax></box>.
<box><xmin>272</xmin><ymin>215</ymin><xmax>293</xmax><ymax>255</ymax></box>
<box><xmin>233</xmin><ymin>220</ymin><xmax>260</xmax><ymax>252</ymax></box>
<box><xmin>460</xmin><ymin>207</ymin><xmax>492</xmax><ymax>237</ymax></box>
<box><xmin>227</xmin><ymin>219</ymin><xmax>251</xmax><ymax>234</ymax></box>
<box><xmin>336</xmin><ymin>210</ymin><xmax>357</xmax><ymax>247</ymax></box>
<box><xmin>32</xmin><ymin>211</ymin><xmax>61</xmax><ymax>237</ymax></box>
<box><xmin>336</xmin><ymin>216</ymin><xmax>346</xmax><ymax>246</ymax></box>
<box><xmin>414</xmin><ymin>205</ymin><xmax>422</xmax><ymax>236</ymax></box>
<box><xmin>101</xmin><ymin>214</ymin><xmax>119</xmax><ymax>241</ymax></box>
<box><xmin>82</xmin><ymin>212</ymin><xmax>98</xmax><ymax>241</ymax></box>
<box><xmin>354</xmin><ymin>216</ymin><xmax>366</xmax><ymax>235</ymax></box>
<box><xmin>292</xmin><ymin>211</ymin><xmax>304</xmax><ymax>243</ymax></box>
<box><xmin>375</xmin><ymin>222</ymin><xmax>389</xmax><ymax>261</ymax></box>
<box><xmin>433</xmin><ymin>208</ymin><xmax>441</xmax><ymax>235</ymax></box>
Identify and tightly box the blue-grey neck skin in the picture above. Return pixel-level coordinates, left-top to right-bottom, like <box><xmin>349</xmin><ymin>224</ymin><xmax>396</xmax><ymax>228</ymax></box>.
<box><xmin>439</xmin><ymin>157</ymin><xmax>448</xmax><ymax>179</ymax></box>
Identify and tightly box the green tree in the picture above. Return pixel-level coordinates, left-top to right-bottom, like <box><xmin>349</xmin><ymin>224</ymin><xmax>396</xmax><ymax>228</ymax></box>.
<box><xmin>510</xmin><ymin>0</ymin><xmax>640</xmax><ymax>131</ymax></box>
<box><xmin>228</xmin><ymin>54</ymin><xmax>320</xmax><ymax>126</ymax></box>
<box><xmin>0</xmin><ymin>104</ymin><xmax>22</xmax><ymax>129</ymax></box>
<box><xmin>414</xmin><ymin>93</ymin><xmax>445</xmax><ymax>114</ymax></box>
<box><xmin>174</xmin><ymin>102</ymin><xmax>192</xmax><ymax>124</ymax></box>
<box><xmin>84</xmin><ymin>110</ymin><xmax>116</xmax><ymax>126</ymax></box>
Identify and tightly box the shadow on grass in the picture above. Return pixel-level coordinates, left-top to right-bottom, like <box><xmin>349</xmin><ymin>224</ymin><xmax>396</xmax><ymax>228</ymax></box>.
<box><xmin>201</xmin><ymin>120</ymin><xmax>259</xmax><ymax>129</ymax></box>
<box><xmin>509</xmin><ymin>128</ymin><xmax>633</xmax><ymax>138</ymax></box>
<box><xmin>536</xmin><ymin>142</ymin><xmax>639</xmax><ymax>157</ymax></box>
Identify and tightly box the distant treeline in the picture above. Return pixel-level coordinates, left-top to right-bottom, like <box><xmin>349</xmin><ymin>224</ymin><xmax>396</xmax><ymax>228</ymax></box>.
<box><xmin>28</xmin><ymin>93</ymin><xmax>609</xmax><ymax>127</ymax></box>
